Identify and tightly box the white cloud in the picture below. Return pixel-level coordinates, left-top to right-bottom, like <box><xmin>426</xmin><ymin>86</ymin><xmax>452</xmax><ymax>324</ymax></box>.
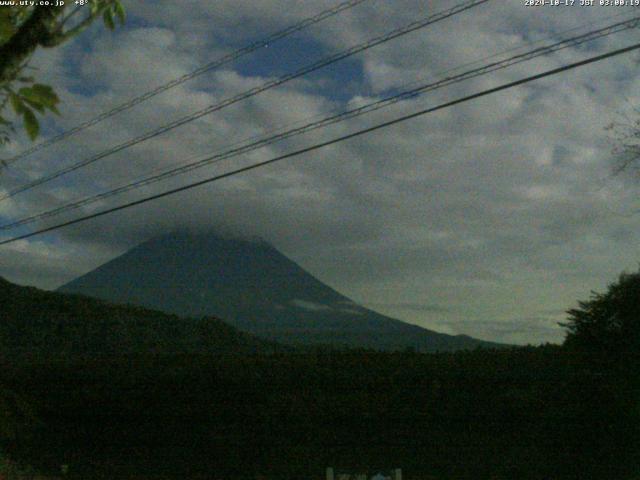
<box><xmin>291</xmin><ymin>299</ymin><xmax>332</xmax><ymax>311</ymax></box>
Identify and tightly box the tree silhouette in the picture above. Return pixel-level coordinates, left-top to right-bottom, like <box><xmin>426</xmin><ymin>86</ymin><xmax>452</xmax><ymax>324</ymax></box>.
<box><xmin>561</xmin><ymin>269</ymin><xmax>640</xmax><ymax>477</ymax></box>
<box><xmin>561</xmin><ymin>269</ymin><xmax>640</xmax><ymax>355</ymax></box>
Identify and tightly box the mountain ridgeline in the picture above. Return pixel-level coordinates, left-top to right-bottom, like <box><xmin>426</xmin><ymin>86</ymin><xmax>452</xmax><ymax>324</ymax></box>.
<box><xmin>0</xmin><ymin>275</ymin><xmax>276</xmax><ymax>357</ymax></box>
<box><xmin>59</xmin><ymin>231</ymin><xmax>502</xmax><ymax>352</ymax></box>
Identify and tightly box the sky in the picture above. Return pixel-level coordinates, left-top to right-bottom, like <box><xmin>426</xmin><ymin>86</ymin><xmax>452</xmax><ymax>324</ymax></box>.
<box><xmin>2</xmin><ymin>0</ymin><xmax>640</xmax><ymax>345</ymax></box>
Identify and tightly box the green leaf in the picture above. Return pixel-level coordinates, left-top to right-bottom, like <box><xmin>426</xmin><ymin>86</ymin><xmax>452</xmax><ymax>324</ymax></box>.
<box><xmin>31</xmin><ymin>84</ymin><xmax>60</xmax><ymax>107</ymax></box>
<box><xmin>48</xmin><ymin>103</ymin><xmax>61</xmax><ymax>116</ymax></box>
<box><xmin>21</xmin><ymin>115</ymin><xmax>38</xmax><ymax>142</ymax></box>
<box><xmin>103</xmin><ymin>9</ymin><xmax>115</xmax><ymax>30</ymax></box>
<box><xmin>22</xmin><ymin>108</ymin><xmax>39</xmax><ymax>141</ymax></box>
<box><xmin>17</xmin><ymin>87</ymin><xmax>46</xmax><ymax>111</ymax></box>
<box><xmin>22</xmin><ymin>98</ymin><xmax>45</xmax><ymax>113</ymax></box>
<box><xmin>18</xmin><ymin>84</ymin><xmax>60</xmax><ymax>114</ymax></box>
<box><xmin>0</xmin><ymin>15</ymin><xmax>16</xmax><ymax>44</ymax></box>
<box><xmin>31</xmin><ymin>83</ymin><xmax>55</xmax><ymax>96</ymax></box>
<box><xmin>114</xmin><ymin>1</ymin><xmax>126</xmax><ymax>24</ymax></box>
<box><xmin>9</xmin><ymin>93</ymin><xmax>25</xmax><ymax>115</ymax></box>
<box><xmin>18</xmin><ymin>86</ymin><xmax>37</xmax><ymax>101</ymax></box>
<box><xmin>90</xmin><ymin>0</ymin><xmax>101</xmax><ymax>15</ymax></box>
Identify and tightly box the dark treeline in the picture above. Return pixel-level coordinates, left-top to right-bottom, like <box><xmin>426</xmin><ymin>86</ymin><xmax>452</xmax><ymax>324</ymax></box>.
<box><xmin>0</xmin><ymin>345</ymin><xmax>637</xmax><ymax>480</ymax></box>
<box><xmin>0</xmin><ymin>272</ymin><xmax>639</xmax><ymax>479</ymax></box>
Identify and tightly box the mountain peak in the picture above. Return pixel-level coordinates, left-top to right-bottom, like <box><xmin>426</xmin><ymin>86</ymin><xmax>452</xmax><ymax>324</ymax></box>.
<box><xmin>160</xmin><ymin>229</ymin><xmax>268</xmax><ymax>245</ymax></box>
<box><xmin>60</xmin><ymin>231</ymin><xmax>502</xmax><ymax>352</ymax></box>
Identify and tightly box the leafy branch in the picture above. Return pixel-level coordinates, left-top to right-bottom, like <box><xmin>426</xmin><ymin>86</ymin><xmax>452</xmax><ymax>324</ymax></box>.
<box><xmin>0</xmin><ymin>1</ymin><xmax>125</xmax><ymax>146</ymax></box>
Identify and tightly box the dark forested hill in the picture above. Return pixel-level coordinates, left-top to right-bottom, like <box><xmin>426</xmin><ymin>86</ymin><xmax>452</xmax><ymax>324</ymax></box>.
<box><xmin>1</xmin><ymin>270</ymin><xmax>637</xmax><ymax>478</ymax></box>
<box><xmin>1</xmin><ymin>346</ymin><xmax>637</xmax><ymax>480</ymax></box>
<box><xmin>2</xmin><ymin>263</ymin><xmax>637</xmax><ymax>480</ymax></box>
<box><xmin>59</xmin><ymin>231</ymin><xmax>504</xmax><ymax>352</ymax></box>
<box><xmin>0</xmin><ymin>275</ymin><xmax>278</xmax><ymax>357</ymax></box>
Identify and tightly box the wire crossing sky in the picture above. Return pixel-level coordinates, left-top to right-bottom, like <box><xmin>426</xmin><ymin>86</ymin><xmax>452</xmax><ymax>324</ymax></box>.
<box><xmin>2</xmin><ymin>41</ymin><xmax>638</xmax><ymax>246</ymax></box>
<box><xmin>0</xmin><ymin>0</ymin><xmax>490</xmax><ymax>202</ymax></box>
<box><xmin>1</xmin><ymin>0</ymin><xmax>371</xmax><ymax>167</ymax></box>
<box><xmin>3</xmin><ymin>13</ymin><xmax>638</xmax><ymax>231</ymax></box>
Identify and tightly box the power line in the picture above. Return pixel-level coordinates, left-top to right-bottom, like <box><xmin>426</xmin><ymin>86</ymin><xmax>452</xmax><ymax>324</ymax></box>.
<box><xmin>3</xmin><ymin>14</ymin><xmax>638</xmax><ymax>230</ymax></box>
<box><xmin>1</xmin><ymin>40</ymin><xmax>638</xmax><ymax>247</ymax></box>
<box><xmin>2</xmin><ymin>0</ymin><xmax>487</xmax><ymax>197</ymax></box>
<box><xmin>0</xmin><ymin>0</ymin><xmax>371</xmax><ymax>167</ymax></box>
<box><xmin>0</xmin><ymin>0</ymin><xmax>490</xmax><ymax>202</ymax></box>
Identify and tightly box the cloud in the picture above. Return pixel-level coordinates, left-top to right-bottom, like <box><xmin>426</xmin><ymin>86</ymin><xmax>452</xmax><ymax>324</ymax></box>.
<box><xmin>291</xmin><ymin>299</ymin><xmax>332</xmax><ymax>311</ymax></box>
<box><xmin>365</xmin><ymin>303</ymin><xmax>451</xmax><ymax>314</ymax></box>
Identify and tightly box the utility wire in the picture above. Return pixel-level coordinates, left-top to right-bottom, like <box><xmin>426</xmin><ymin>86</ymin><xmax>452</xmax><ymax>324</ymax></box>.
<box><xmin>1</xmin><ymin>40</ymin><xmax>638</xmax><ymax>247</ymax></box>
<box><xmin>0</xmin><ymin>0</ymin><xmax>490</xmax><ymax>202</ymax></box>
<box><xmin>3</xmin><ymin>14</ymin><xmax>638</xmax><ymax>230</ymax></box>
<box><xmin>1</xmin><ymin>0</ymin><xmax>370</xmax><ymax>167</ymax></box>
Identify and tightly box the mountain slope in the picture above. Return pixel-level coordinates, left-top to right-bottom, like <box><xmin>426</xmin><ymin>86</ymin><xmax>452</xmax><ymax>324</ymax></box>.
<box><xmin>59</xmin><ymin>231</ymin><xmax>502</xmax><ymax>352</ymax></box>
<box><xmin>0</xmin><ymin>275</ymin><xmax>277</xmax><ymax>357</ymax></box>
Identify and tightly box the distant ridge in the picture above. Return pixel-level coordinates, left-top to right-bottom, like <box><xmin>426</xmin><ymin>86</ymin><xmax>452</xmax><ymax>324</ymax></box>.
<box><xmin>0</xmin><ymin>275</ymin><xmax>277</xmax><ymax>357</ymax></box>
<box><xmin>59</xmin><ymin>231</ymin><xmax>504</xmax><ymax>352</ymax></box>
